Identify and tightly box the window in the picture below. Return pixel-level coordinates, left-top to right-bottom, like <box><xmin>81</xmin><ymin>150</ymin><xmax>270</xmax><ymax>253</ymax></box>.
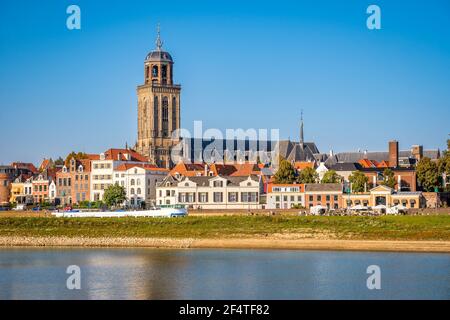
<box><xmin>334</xmin><ymin>195</ymin><xmax>338</xmax><ymax>201</ymax></box>
<box><xmin>152</xmin><ymin>65</ymin><xmax>158</xmax><ymax>77</ymax></box>
<box><xmin>297</xmin><ymin>195</ymin><xmax>302</xmax><ymax>202</ymax></box>
<box><xmin>131</xmin><ymin>179</ymin><xmax>135</xmax><ymax>185</ymax></box>
<box><xmin>153</xmin><ymin>96</ymin><xmax>159</xmax><ymax>134</ymax></box>
<box><xmin>172</xmin><ymin>97</ymin><xmax>177</xmax><ymax>130</ymax></box>
<box><xmin>199</xmin><ymin>192</ymin><xmax>208</xmax><ymax>203</ymax></box>
<box><xmin>309</xmin><ymin>195</ymin><xmax>313</xmax><ymax>201</ymax></box>
<box><xmin>131</xmin><ymin>188</ymin><xmax>135</xmax><ymax>194</ymax></box>
<box><xmin>290</xmin><ymin>196</ymin><xmax>295</xmax><ymax>201</ymax></box>
<box><xmin>136</xmin><ymin>179</ymin><xmax>140</xmax><ymax>186</ymax></box>
<box><xmin>213</xmin><ymin>192</ymin><xmax>223</xmax><ymax>203</ymax></box>
<box><xmin>162</xmin><ymin>97</ymin><xmax>169</xmax><ymax>136</ymax></box>
<box><xmin>213</xmin><ymin>181</ymin><xmax>223</xmax><ymax>187</ymax></box>
<box><xmin>228</xmin><ymin>192</ymin><xmax>238</xmax><ymax>202</ymax></box>
<box><xmin>317</xmin><ymin>195</ymin><xmax>322</xmax><ymax>201</ymax></box>
<box><xmin>137</xmin><ymin>188</ymin><xmax>141</xmax><ymax>195</ymax></box>
<box><xmin>326</xmin><ymin>195</ymin><xmax>330</xmax><ymax>201</ymax></box>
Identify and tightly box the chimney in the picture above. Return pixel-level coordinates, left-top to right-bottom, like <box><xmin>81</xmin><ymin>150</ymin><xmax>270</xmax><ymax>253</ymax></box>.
<box><xmin>117</xmin><ymin>152</ymin><xmax>122</xmax><ymax>161</ymax></box>
<box><xmin>204</xmin><ymin>163</ymin><xmax>208</xmax><ymax>176</ymax></box>
<box><xmin>411</xmin><ymin>145</ymin><xmax>423</xmax><ymax>162</ymax></box>
<box><xmin>389</xmin><ymin>140</ymin><xmax>399</xmax><ymax>168</ymax></box>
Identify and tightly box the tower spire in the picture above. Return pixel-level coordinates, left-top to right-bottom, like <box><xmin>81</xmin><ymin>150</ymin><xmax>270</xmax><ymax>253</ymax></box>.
<box><xmin>155</xmin><ymin>23</ymin><xmax>163</xmax><ymax>51</ymax></box>
<box><xmin>300</xmin><ymin>109</ymin><xmax>304</xmax><ymax>147</ymax></box>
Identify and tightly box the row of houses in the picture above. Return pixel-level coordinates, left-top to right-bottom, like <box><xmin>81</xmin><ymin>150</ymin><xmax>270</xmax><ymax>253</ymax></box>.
<box><xmin>2</xmin><ymin>148</ymin><xmax>169</xmax><ymax>208</ymax></box>
<box><xmin>1</xmin><ymin>139</ymin><xmax>446</xmax><ymax>210</ymax></box>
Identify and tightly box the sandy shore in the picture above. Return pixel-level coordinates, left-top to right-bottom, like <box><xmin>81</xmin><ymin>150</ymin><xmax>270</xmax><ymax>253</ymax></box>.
<box><xmin>0</xmin><ymin>236</ymin><xmax>449</xmax><ymax>253</ymax></box>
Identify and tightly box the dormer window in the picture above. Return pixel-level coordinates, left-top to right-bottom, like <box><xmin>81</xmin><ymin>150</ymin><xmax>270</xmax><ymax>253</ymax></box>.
<box><xmin>213</xmin><ymin>181</ymin><xmax>223</xmax><ymax>187</ymax></box>
<box><xmin>62</xmin><ymin>166</ymin><xmax>67</xmax><ymax>173</ymax></box>
<box><xmin>78</xmin><ymin>165</ymin><xmax>83</xmax><ymax>173</ymax></box>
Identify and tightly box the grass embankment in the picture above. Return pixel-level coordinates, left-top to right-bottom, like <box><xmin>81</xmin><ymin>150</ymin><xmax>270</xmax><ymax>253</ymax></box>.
<box><xmin>0</xmin><ymin>215</ymin><xmax>449</xmax><ymax>241</ymax></box>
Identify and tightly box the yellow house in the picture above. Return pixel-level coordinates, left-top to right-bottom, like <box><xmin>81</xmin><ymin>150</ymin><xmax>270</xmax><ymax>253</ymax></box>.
<box><xmin>9</xmin><ymin>180</ymin><xmax>25</xmax><ymax>204</ymax></box>
<box><xmin>343</xmin><ymin>185</ymin><xmax>424</xmax><ymax>209</ymax></box>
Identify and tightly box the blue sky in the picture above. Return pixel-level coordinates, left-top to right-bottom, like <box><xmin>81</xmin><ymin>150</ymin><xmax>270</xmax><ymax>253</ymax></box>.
<box><xmin>1</xmin><ymin>0</ymin><xmax>449</xmax><ymax>165</ymax></box>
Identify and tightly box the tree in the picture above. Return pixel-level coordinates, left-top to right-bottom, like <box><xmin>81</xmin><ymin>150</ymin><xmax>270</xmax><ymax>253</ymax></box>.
<box><xmin>321</xmin><ymin>170</ymin><xmax>341</xmax><ymax>184</ymax></box>
<box><xmin>64</xmin><ymin>151</ymin><xmax>88</xmax><ymax>167</ymax></box>
<box><xmin>54</xmin><ymin>157</ymin><xmax>64</xmax><ymax>166</ymax></box>
<box><xmin>103</xmin><ymin>184</ymin><xmax>127</xmax><ymax>208</ymax></box>
<box><xmin>348</xmin><ymin>171</ymin><xmax>369</xmax><ymax>193</ymax></box>
<box><xmin>297</xmin><ymin>167</ymin><xmax>319</xmax><ymax>184</ymax></box>
<box><xmin>380</xmin><ymin>168</ymin><xmax>396</xmax><ymax>189</ymax></box>
<box><xmin>416</xmin><ymin>157</ymin><xmax>440</xmax><ymax>191</ymax></box>
<box><xmin>273</xmin><ymin>159</ymin><xmax>296</xmax><ymax>184</ymax></box>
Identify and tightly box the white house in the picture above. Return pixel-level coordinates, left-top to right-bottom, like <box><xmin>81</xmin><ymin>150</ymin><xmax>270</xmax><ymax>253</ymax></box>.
<box><xmin>316</xmin><ymin>162</ymin><xmax>329</xmax><ymax>181</ymax></box>
<box><xmin>90</xmin><ymin>148</ymin><xmax>151</xmax><ymax>201</ymax></box>
<box><xmin>156</xmin><ymin>175</ymin><xmax>263</xmax><ymax>209</ymax></box>
<box><xmin>49</xmin><ymin>180</ymin><xmax>57</xmax><ymax>202</ymax></box>
<box><xmin>113</xmin><ymin>164</ymin><xmax>168</xmax><ymax>208</ymax></box>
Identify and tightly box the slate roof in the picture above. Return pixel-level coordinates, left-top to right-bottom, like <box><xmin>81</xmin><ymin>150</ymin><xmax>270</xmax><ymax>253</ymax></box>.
<box><xmin>304</xmin><ymin>183</ymin><xmax>343</xmax><ymax>192</ymax></box>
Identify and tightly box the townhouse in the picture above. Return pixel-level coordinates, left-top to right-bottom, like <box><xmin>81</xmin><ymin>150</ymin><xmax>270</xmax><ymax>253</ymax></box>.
<box><xmin>156</xmin><ymin>174</ymin><xmax>263</xmax><ymax>209</ymax></box>
<box><xmin>266</xmin><ymin>184</ymin><xmax>305</xmax><ymax>209</ymax></box>
<box><xmin>343</xmin><ymin>185</ymin><xmax>424</xmax><ymax>209</ymax></box>
<box><xmin>113</xmin><ymin>163</ymin><xmax>168</xmax><ymax>208</ymax></box>
<box><xmin>90</xmin><ymin>148</ymin><xmax>150</xmax><ymax>201</ymax></box>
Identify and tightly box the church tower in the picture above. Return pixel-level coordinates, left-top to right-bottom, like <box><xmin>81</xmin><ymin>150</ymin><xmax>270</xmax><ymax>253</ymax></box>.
<box><xmin>136</xmin><ymin>25</ymin><xmax>181</xmax><ymax>168</ymax></box>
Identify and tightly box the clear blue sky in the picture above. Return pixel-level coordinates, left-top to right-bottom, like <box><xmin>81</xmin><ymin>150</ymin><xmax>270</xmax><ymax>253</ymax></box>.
<box><xmin>1</xmin><ymin>0</ymin><xmax>449</xmax><ymax>165</ymax></box>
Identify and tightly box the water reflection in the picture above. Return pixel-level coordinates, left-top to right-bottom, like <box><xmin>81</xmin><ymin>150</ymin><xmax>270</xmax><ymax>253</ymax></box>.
<box><xmin>0</xmin><ymin>248</ymin><xmax>448</xmax><ymax>299</ymax></box>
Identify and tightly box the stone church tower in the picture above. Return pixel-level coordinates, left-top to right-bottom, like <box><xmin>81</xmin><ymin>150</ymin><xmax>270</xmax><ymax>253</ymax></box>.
<box><xmin>136</xmin><ymin>26</ymin><xmax>181</xmax><ymax>168</ymax></box>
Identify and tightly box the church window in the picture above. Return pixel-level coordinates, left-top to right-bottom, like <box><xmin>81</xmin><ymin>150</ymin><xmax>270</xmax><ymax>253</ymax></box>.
<box><xmin>154</xmin><ymin>96</ymin><xmax>159</xmax><ymax>135</ymax></box>
<box><xmin>172</xmin><ymin>97</ymin><xmax>177</xmax><ymax>130</ymax></box>
<box><xmin>162</xmin><ymin>97</ymin><xmax>169</xmax><ymax>136</ymax></box>
<box><xmin>152</xmin><ymin>65</ymin><xmax>158</xmax><ymax>77</ymax></box>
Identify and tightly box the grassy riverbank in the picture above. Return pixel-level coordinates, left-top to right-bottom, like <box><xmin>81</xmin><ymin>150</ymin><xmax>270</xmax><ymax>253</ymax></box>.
<box><xmin>0</xmin><ymin>215</ymin><xmax>449</xmax><ymax>241</ymax></box>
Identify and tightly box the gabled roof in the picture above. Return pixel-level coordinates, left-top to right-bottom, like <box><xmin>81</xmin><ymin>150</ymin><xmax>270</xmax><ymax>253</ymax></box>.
<box><xmin>180</xmin><ymin>175</ymin><xmax>260</xmax><ymax>187</ymax></box>
<box><xmin>294</xmin><ymin>161</ymin><xmax>315</xmax><ymax>170</ymax></box>
<box><xmin>305</xmin><ymin>183</ymin><xmax>342</xmax><ymax>192</ymax></box>
<box><xmin>103</xmin><ymin>148</ymin><xmax>149</xmax><ymax>162</ymax></box>
<box><xmin>369</xmin><ymin>185</ymin><xmax>394</xmax><ymax>193</ymax></box>
<box><xmin>11</xmin><ymin>162</ymin><xmax>38</xmax><ymax>174</ymax></box>
<box><xmin>328</xmin><ymin>162</ymin><xmax>362</xmax><ymax>172</ymax></box>
<box><xmin>115</xmin><ymin>163</ymin><xmax>167</xmax><ymax>172</ymax></box>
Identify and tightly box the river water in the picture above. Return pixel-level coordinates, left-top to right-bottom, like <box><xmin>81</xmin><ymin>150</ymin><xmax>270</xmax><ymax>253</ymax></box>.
<box><xmin>0</xmin><ymin>248</ymin><xmax>448</xmax><ymax>299</ymax></box>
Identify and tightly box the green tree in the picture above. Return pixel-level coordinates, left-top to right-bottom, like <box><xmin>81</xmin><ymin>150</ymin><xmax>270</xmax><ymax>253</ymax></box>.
<box><xmin>103</xmin><ymin>184</ymin><xmax>127</xmax><ymax>208</ymax></box>
<box><xmin>321</xmin><ymin>170</ymin><xmax>341</xmax><ymax>183</ymax></box>
<box><xmin>348</xmin><ymin>171</ymin><xmax>369</xmax><ymax>193</ymax></box>
<box><xmin>380</xmin><ymin>168</ymin><xmax>396</xmax><ymax>189</ymax></box>
<box><xmin>64</xmin><ymin>152</ymin><xmax>88</xmax><ymax>167</ymax></box>
<box><xmin>297</xmin><ymin>167</ymin><xmax>319</xmax><ymax>184</ymax></box>
<box><xmin>416</xmin><ymin>157</ymin><xmax>440</xmax><ymax>191</ymax></box>
<box><xmin>54</xmin><ymin>157</ymin><xmax>64</xmax><ymax>166</ymax></box>
<box><xmin>273</xmin><ymin>159</ymin><xmax>296</xmax><ymax>184</ymax></box>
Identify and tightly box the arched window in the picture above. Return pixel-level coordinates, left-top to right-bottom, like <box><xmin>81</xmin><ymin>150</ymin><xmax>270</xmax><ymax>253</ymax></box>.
<box><xmin>130</xmin><ymin>179</ymin><xmax>135</xmax><ymax>186</ymax></box>
<box><xmin>162</xmin><ymin>97</ymin><xmax>169</xmax><ymax>136</ymax></box>
<box><xmin>137</xmin><ymin>188</ymin><xmax>141</xmax><ymax>195</ymax></box>
<box><xmin>152</xmin><ymin>65</ymin><xmax>158</xmax><ymax>77</ymax></box>
<box><xmin>136</xmin><ymin>179</ymin><xmax>140</xmax><ymax>185</ymax></box>
<box><xmin>153</xmin><ymin>96</ymin><xmax>159</xmax><ymax>136</ymax></box>
<box><xmin>131</xmin><ymin>188</ymin><xmax>135</xmax><ymax>195</ymax></box>
<box><xmin>172</xmin><ymin>97</ymin><xmax>177</xmax><ymax>131</ymax></box>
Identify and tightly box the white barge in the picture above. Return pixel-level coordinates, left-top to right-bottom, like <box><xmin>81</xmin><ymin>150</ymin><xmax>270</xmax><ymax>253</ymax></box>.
<box><xmin>52</xmin><ymin>206</ymin><xmax>188</xmax><ymax>218</ymax></box>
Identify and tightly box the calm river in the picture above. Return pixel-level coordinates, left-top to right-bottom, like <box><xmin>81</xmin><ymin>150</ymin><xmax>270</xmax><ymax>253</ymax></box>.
<box><xmin>0</xmin><ymin>248</ymin><xmax>448</xmax><ymax>299</ymax></box>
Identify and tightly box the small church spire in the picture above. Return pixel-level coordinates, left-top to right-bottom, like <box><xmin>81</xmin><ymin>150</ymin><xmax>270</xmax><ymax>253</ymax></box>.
<box><xmin>300</xmin><ymin>109</ymin><xmax>304</xmax><ymax>148</ymax></box>
<box><xmin>155</xmin><ymin>23</ymin><xmax>163</xmax><ymax>51</ymax></box>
